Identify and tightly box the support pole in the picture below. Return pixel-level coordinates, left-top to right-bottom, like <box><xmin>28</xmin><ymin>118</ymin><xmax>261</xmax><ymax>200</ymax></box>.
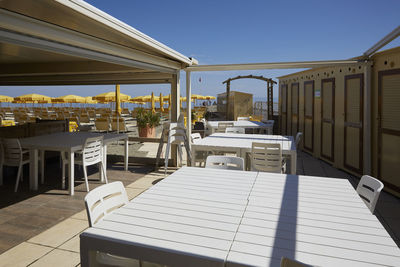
<box><xmin>186</xmin><ymin>71</ymin><xmax>192</xmax><ymax>148</ymax></box>
<box><xmin>226</xmin><ymin>81</ymin><xmax>230</xmax><ymax>120</ymax></box>
<box><xmin>170</xmin><ymin>71</ymin><xmax>180</xmax><ymax>166</ymax></box>
<box><xmin>363</xmin><ymin>62</ymin><xmax>372</xmax><ymax>175</ymax></box>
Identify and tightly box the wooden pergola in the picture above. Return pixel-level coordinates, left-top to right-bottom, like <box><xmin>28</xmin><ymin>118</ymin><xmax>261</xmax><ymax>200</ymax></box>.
<box><xmin>222</xmin><ymin>75</ymin><xmax>277</xmax><ymax>120</ymax></box>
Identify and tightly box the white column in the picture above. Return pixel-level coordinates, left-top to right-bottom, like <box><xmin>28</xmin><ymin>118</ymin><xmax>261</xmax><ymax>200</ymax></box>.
<box><xmin>186</xmin><ymin>70</ymin><xmax>192</xmax><ymax>148</ymax></box>
<box><xmin>363</xmin><ymin>62</ymin><xmax>372</xmax><ymax>175</ymax></box>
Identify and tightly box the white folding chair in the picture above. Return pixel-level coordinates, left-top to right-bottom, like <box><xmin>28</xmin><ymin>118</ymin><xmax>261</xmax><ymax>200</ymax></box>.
<box><xmin>356</xmin><ymin>175</ymin><xmax>384</xmax><ymax>214</ymax></box>
<box><xmin>237</xmin><ymin>116</ymin><xmax>250</xmax><ymax>121</ymax></box>
<box><xmin>251</xmin><ymin>142</ymin><xmax>283</xmax><ymax>173</ymax></box>
<box><xmin>225</xmin><ymin>127</ymin><xmax>245</xmax><ymax>134</ymax></box>
<box><xmin>62</xmin><ymin>136</ymin><xmax>107</xmax><ymax>192</ymax></box>
<box><xmin>205</xmin><ymin>156</ymin><xmax>244</xmax><ymax>171</ymax></box>
<box><xmin>0</xmin><ymin>138</ymin><xmax>30</xmax><ymax>192</ymax></box>
<box><xmin>84</xmin><ymin>182</ymin><xmax>139</xmax><ymax>267</ymax></box>
<box><xmin>295</xmin><ymin>132</ymin><xmax>303</xmax><ymax>149</ymax></box>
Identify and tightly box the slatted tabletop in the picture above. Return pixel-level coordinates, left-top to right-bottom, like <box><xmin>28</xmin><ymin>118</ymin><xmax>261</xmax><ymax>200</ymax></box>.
<box><xmin>80</xmin><ymin>168</ymin><xmax>400</xmax><ymax>267</ymax></box>
<box><xmin>191</xmin><ymin>134</ymin><xmax>296</xmax><ymax>174</ymax></box>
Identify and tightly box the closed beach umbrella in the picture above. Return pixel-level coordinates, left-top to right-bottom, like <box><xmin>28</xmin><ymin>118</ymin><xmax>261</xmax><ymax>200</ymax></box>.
<box><xmin>151</xmin><ymin>92</ymin><xmax>155</xmax><ymax>113</ymax></box>
<box><xmin>159</xmin><ymin>93</ymin><xmax>164</xmax><ymax>112</ymax></box>
<box><xmin>115</xmin><ymin>85</ymin><xmax>121</xmax><ymax>115</ymax></box>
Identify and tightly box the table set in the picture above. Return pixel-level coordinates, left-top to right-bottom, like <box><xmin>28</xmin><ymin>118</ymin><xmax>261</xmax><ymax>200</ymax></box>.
<box><xmin>80</xmin><ymin>167</ymin><xmax>400</xmax><ymax>266</ymax></box>
<box><xmin>191</xmin><ymin>133</ymin><xmax>297</xmax><ymax>174</ymax></box>
<box><xmin>19</xmin><ymin>131</ymin><xmax>128</xmax><ymax>195</ymax></box>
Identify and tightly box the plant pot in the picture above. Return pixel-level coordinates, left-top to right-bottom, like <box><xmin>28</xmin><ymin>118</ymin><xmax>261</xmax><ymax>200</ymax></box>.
<box><xmin>138</xmin><ymin>125</ymin><xmax>155</xmax><ymax>138</ymax></box>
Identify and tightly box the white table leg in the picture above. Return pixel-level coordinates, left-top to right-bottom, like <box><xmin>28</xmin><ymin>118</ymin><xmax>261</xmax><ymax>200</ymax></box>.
<box><xmin>40</xmin><ymin>150</ymin><xmax>45</xmax><ymax>184</ymax></box>
<box><xmin>124</xmin><ymin>138</ymin><xmax>128</xmax><ymax>171</ymax></box>
<box><xmin>100</xmin><ymin>145</ymin><xmax>107</xmax><ymax>182</ymax></box>
<box><xmin>29</xmin><ymin>149</ymin><xmax>38</xmax><ymax>190</ymax></box>
<box><xmin>68</xmin><ymin>150</ymin><xmax>75</xmax><ymax>196</ymax></box>
<box><xmin>291</xmin><ymin>151</ymin><xmax>297</xmax><ymax>175</ymax></box>
<box><xmin>191</xmin><ymin>146</ymin><xmax>196</xmax><ymax>167</ymax></box>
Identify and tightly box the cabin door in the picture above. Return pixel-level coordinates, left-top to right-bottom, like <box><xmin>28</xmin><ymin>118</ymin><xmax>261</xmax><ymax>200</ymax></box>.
<box><xmin>344</xmin><ymin>74</ymin><xmax>363</xmax><ymax>174</ymax></box>
<box><xmin>321</xmin><ymin>78</ymin><xmax>335</xmax><ymax>162</ymax></box>
<box><xmin>291</xmin><ymin>83</ymin><xmax>299</xmax><ymax>136</ymax></box>
<box><xmin>303</xmin><ymin>81</ymin><xmax>314</xmax><ymax>152</ymax></box>
<box><xmin>281</xmin><ymin>84</ymin><xmax>288</xmax><ymax>134</ymax></box>
<box><xmin>378</xmin><ymin>69</ymin><xmax>400</xmax><ymax>193</ymax></box>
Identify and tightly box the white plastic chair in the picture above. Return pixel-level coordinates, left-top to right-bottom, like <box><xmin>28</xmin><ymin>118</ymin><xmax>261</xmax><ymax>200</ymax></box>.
<box><xmin>0</xmin><ymin>138</ymin><xmax>30</xmax><ymax>192</ymax></box>
<box><xmin>190</xmin><ymin>133</ymin><xmax>202</xmax><ymax>144</ymax></box>
<box><xmin>205</xmin><ymin>156</ymin><xmax>244</xmax><ymax>171</ymax></box>
<box><xmin>356</xmin><ymin>175</ymin><xmax>384</xmax><ymax>214</ymax></box>
<box><xmin>251</xmin><ymin>142</ymin><xmax>283</xmax><ymax>173</ymax></box>
<box><xmin>164</xmin><ymin>123</ymin><xmax>191</xmax><ymax>174</ymax></box>
<box><xmin>62</xmin><ymin>136</ymin><xmax>107</xmax><ymax>192</ymax></box>
<box><xmin>216</xmin><ymin>122</ymin><xmax>234</xmax><ymax>133</ymax></box>
<box><xmin>84</xmin><ymin>181</ymin><xmax>139</xmax><ymax>267</ymax></box>
<box><xmin>225</xmin><ymin>127</ymin><xmax>245</xmax><ymax>134</ymax></box>
<box><xmin>295</xmin><ymin>132</ymin><xmax>303</xmax><ymax>149</ymax></box>
<box><xmin>237</xmin><ymin>116</ymin><xmax>250</xmax><ymax>121</ymax></box>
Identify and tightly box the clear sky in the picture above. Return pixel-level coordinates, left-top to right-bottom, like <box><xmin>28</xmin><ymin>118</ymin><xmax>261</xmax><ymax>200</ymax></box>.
<box><xmin>1</xmin><ymin>0</ymin><xmax>399</xmax><ymax>101</ymax></box>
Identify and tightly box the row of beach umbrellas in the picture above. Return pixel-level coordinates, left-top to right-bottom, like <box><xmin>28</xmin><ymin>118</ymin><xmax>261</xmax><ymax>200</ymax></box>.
<box><xmin>0</xmin><ymin>92</ymin><xmax>215</xmax><ymax>105</ymax></box>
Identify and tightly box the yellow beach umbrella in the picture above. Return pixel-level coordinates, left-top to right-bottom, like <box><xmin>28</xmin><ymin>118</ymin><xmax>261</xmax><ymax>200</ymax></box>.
<box><xmin>205</xmin><ymin>95</ymin><xmax>216</xmax><ymax>100</ymax></box>
<box><xmin>14</xmin><ymin>93</ymin><xmax>51</xmax><ymax>103</ymax></box>
<box><xmin>93</xmin><ymin>91</ymin><xmax>130</xmax><ymax>103</ymax></box>
<box><xmin>53</xmin><ymin>94</ymin><xmax>86</xmax><ymax>103</ymax></box>
<box><xmin>84</xmin><ymin>96</ymin><xmax>97</xmax><ymax>104</ymax></box>
<box><xmin>151</xmin><ymin>92</ymin><xmax>155</xmax><ymax>113</ymax></box>
<box><xmin>115</xmin><ymin>84</ymin><xmax>122</xmax><ymax>115</ymax></box>
<box><xmin>0</xmin><ymin>95</ymin><xmax>13</xmax><ymax>102</ymax></box>
<box><xmin>159</xmin><ymin>93</ymin><xmax>164</xmax><ymax>112</ymax></box>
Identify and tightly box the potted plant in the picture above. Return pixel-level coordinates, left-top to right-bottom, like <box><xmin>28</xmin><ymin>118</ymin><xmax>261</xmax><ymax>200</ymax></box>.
<box><xmin>136</xmin><ymin>108</ymin><xmax>160</xmax><ymax>138</ymax></box>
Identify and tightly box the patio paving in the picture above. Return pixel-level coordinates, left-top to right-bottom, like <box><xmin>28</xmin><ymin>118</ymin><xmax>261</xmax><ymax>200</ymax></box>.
<box><xmin>0</xmin><ymin>151</ymin><xmax>398</xmax><ymax>266</ymax></box>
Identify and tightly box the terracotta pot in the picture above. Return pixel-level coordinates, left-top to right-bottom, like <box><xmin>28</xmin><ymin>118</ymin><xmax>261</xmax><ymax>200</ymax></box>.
<box><xmin>138</xmin><ymin>125</ymin><xmax>155</xmax><ymax>138</ymax></box>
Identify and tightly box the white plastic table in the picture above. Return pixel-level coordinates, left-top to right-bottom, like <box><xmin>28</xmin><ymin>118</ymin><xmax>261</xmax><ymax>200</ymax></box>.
<box><xmin>20</xmin><ymin>132</ymin><xmax>128</xmax><ymax>195</ymax></box>
<box><xmin>80</xmin><ymin>167</ymin><xmax>400</xmax><ymax>267</ymax></box>
<box><xmin>191</xmin><ymin>133</ymin><xmax>297</xmax><ymax>174</ymax></box>
<box><xmin>206</xmin><ymin>120</ymin><xmax>274</xmax><ymax>135</ymax></box>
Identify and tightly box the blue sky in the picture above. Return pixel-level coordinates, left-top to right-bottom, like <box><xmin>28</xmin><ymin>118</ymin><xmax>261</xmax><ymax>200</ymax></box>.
<box><xmin>1</xmin><ymin>0</ymin><xmax>399</xmax><ymax>100</ymax></box>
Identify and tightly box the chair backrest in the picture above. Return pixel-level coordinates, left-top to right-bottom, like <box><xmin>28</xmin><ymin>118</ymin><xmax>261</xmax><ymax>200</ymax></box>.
<box><xmin>80</xmin><ymin>113</ymin><xmax>90</xmax><ymax>123</ymax></box>
<box><xmin>237</xmin><ymin>116</ymin><xmax>250</xmax><ymax>121</ymax></box>
<box><xmin>84</xmin><ymin>181</ymin><xmax>128</xmax><ymax>227</ymax></box>
<box><xmin>295</xmin><ymin>132</ymin><xmax>303</xmax><ymax>149</ymax></box>
<box><xmin>205</xmin><ymin>156</ymin><xmax>244</xmax><ymax>171</ymax></box>
<box><xmin>356</xmin><ymin>175</ymin><xmax>384</xmax><ymax>214</ymax></box>
<box><xmin>191</xmin><ymin>133</ymin><xmax>202</xmax><ymax>144</ymax></box>
<box><xmin>95</xmin><ymin>117</ymin><xmax>110</xmax><ymax>131</ymax></box>
<box><xmin>1</xmin><ymin>138</ymin><xmax>22</xmax><ymax>166</ymax></box>
<box><xmin>216</xmin><ymin>122</ymin><xmax>234</xmax><ymax>133</ymax></box>
<box><xmin>168</xmin><ymin>123</ymin><xmax>187</xmax><ymax>144</ymax></box>
<box><xmin>251</xmin><ymin>142</ymin><xmax>282</xmax><ymax>173</ymax></box>
<box><xmin>225</xmin><ymin>127</ymin><xmax>245</xmax><ymax>134</ymax></box>
<box><xmin>82</xmin><ymin>136</ymin><xmax>103</xmax><ymax>165</ymax></box>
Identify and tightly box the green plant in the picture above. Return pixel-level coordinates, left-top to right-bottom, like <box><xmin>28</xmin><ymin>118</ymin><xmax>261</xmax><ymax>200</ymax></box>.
<box><xmin>136</xmin><ymin>108</ymin><xmax>160</xmax><ymax>128</ymax></box>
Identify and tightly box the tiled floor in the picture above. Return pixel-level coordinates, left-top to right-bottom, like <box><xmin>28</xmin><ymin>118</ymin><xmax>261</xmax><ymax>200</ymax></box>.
<box><xmin>0</xmin><ymin>157</ymin><xmax>154</xmax><ymax>255</ymax></box>
<box><xmin>0</xmin><ymin>151</ymin><xmax>399</xmax><ymax>266</ymax></box>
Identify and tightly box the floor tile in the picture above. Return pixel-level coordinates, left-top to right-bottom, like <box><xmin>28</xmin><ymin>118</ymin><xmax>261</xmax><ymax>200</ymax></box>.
<box><xmin>0</xmin><ymin>242</ymin><xmax>52</xmax><ymax>267</ymax></box>
<box><xmin>58</xmin><ymin>235</ymin><xmax>80</xmax><ymax>253</ymax></box>
<box><xmin>29</xmin><ymin>248</ymin><xmax>80</xmax><ymax>267</ymax></box>
<box><xmin>28</xmin><ymin>218</ymin><xmax>88</xmax><ymax>248</ymax></box>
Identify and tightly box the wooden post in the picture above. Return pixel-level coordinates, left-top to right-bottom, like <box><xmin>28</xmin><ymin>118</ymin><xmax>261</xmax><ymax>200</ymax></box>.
<box><xmin>170</xmin><ymin>71</ymin><xmax>180</xmax><ymax>166</ymax></box>
<box><xmin>226</xmin><ymin>81</ymin><xmax>230</xmax><ymax>120</ymax></box>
